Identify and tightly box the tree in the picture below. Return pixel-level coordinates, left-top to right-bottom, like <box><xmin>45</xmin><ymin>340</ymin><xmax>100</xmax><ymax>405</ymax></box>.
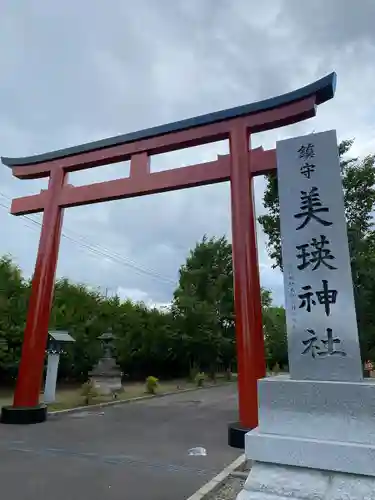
<box><xmin>263</xmin><ymin>306</ymin><xmax>287</xmax><ymax>369</ymax></box>
<box><xmin>0</xmin><ymin>239</ymin><xmax>280</xmax><ymax>386</ymax></box>
<box><xmin>0</xmin><ymin>255</ymin><xmax>30</xmax><ymax>382</ymax></box>
<box><xmin>173</xmin><ymin>236</ymin><xmax>234</xmax><ymax>375</ymax></box>
<box><xmin>258</xmin><ymin>139</ymin><xmax>375</xmax><ymax>359</ymax></box>
<box><xmin>0</xmin><ymin>254</ymin><xmax>187</xmax><ymax>384</ymax></box>
<box><xmin>173</xmin><ymin>235</ymin><xmax>272</xmax><ymax>374</ymax></box>
<box><xmin>50</xmin><ymin>278</ymin><xmax>104</xmax><ymax>381</ymax></box>
<box><xmin>115</xmin><ymin>300</ymin><xmax>177</xmax><ymax>379</ymax></box>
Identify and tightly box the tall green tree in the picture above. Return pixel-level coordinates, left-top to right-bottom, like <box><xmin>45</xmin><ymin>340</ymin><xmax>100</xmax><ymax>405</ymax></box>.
<box><xmin>0</xmin><ymin>255</ymin><xmax>29</xmax><ymax>381</ymax></box>
<box><xmin>258</xmin><ymin>139</ymin><xmax>375</xmax><ymax>359</ymax></box>
<box><xmin>50</xmin><ymin>278</ymin><xmax>104</xmax><ymax>381</ymax></box>
<box><xmin>173</xmin><ymin>235</ymin><xmax>234</xmax><ymax>374</ymax></box>
<box><xmin>263</xmin><ymin>306</ymin><xmax>287</xmax><ymax>369</ymax></box>
<box><xmin>173</xmin><ymin>235</ymin><xmax>272</xmax><ymax>373</ymax></box>
<box><xmin>115</xmin><ymin>300</ymin><xmax>177</xmax><ymax>379</ymax></box>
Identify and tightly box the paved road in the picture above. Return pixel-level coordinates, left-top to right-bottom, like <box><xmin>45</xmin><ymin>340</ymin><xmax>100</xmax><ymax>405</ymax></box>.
<box><xmin>0</xmin><ymin>384</ymin><xmax>240</xmax><ymax>500</ymax></box>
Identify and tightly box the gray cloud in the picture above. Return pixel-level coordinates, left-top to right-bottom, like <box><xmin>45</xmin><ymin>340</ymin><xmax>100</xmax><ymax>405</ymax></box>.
<box><xmin>0</xmin><ymin>0</ymin><xmax>374</xmax><ymax>307</ymax></box>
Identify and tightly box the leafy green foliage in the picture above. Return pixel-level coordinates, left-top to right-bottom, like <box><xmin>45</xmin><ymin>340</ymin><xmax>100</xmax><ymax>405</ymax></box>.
<box><xmin>272</xmin><ymin>362</ymin><xmax>281</xmax><ymax>374</ymax></box>
<box><xmin>80</xmin><ymin>379</ymin><xmax>99</xmax><ymax>405</ymax></box>
<box><xmin>145</xmin><ymin>375</ymin><xmax>159</xmax><ymax>394</ymax></box>
<box><xmin>194</xmin><ymin>372</ymin><xmax>206</xmax><ymax>387</ymax></box>
<box><xmin>172</xmin><ymin>235</ymin><xmax>273</xmax><ymax>374</ymax></box>
<box><xmin>0</xmin><ymin>255</ymin><xmax>30</xmax><ymax>383</ymax></box>
<box><xmin>0</xmin><ymin>235</ymin><xmax>284</xmax><ymax>385</ymax></box>
<box><xmin>173</xmin><ymin>235</ymin><xmax>235</xmax><ymax>374</ymax></box>
<box><xmin>263</xmin><ymin>305</ymin><xmax>287</xmax><ymax>369</ymax></box>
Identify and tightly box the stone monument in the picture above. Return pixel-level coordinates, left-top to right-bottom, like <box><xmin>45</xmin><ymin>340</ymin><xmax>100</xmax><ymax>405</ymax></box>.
<box><xmin>237</xmin><ymin>130</ymin><xmax>375</xmax><ymax>500</ymax></box>
<box><xmin>89</xmin><ymin>330</ymin><xmax>122</xmax><ymax>396</ymax></box>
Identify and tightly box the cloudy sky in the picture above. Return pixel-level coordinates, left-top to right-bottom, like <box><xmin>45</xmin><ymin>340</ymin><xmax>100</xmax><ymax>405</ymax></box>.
<box><xmin>0</xmin><ymin>0</ymin><xmax>374</xmax><ymax>308</ymax></box>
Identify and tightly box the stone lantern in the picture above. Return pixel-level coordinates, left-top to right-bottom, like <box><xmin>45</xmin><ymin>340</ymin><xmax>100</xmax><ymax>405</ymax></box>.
<box><xmin>89</xmin><ymin>329</ymin><xmax>122</xmax><ymax>396</ymax></box>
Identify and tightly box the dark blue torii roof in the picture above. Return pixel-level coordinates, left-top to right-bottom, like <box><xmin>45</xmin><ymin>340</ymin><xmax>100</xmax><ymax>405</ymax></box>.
<box><xmin>2</xmin><ymin>72</ymin><xmax>336</xmax><ymax>168</ymax></box>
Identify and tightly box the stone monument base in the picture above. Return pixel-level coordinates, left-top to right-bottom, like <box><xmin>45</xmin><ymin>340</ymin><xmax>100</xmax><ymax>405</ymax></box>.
<box><xmin>237</xmin><ymin>462</ymin><xmax>375</xmax><ymax>500</ymax></box>
<box><xmin>237</xmin><ymin>375</ymin><xmax>375</xmax><ymax>499</ymax></box>
<box><xmin>246</xmin><ymin>375</ymin><xmax>375</xmax><ymax>476</ymax></box>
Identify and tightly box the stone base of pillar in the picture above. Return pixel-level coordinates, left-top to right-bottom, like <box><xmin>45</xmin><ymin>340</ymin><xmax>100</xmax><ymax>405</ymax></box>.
<box><xmin>1</xmin><ymin>404</ymin><xmax>47</xmax><ymax>425</ymax></box>
<box><xmin>228</xmin><ymin>422</ymin><xmax>251</xmax><ymax>449</ymax></box>
<box><xmin>237</xmin><ymin>462</ymin><xmax>375</xmax><ymax>500</ymax></box>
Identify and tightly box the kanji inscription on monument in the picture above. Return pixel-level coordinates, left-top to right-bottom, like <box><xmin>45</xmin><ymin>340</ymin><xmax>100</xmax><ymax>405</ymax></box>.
<box><xmin>276</xmin><ymin>130</ymin><xmax>362</xmax><ymax>381</ymax></box>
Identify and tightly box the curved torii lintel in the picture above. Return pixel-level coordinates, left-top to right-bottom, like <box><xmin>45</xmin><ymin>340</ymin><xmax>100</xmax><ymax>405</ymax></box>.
<box><xmin>2</xmin><ymin>72</ymin><xmax>336</xmax><ymax>169</ymax></box>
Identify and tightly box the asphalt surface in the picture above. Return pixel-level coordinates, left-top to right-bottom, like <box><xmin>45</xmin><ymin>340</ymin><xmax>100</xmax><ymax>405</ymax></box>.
<box><xmin>0</xmin><ymin>384</ymin><xmax>240</xmax><ymax>500</ymax></box>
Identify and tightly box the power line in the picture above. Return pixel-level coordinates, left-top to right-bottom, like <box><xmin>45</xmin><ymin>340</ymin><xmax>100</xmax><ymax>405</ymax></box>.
<box><xmin>24</xmin><ymin>213</ymin><xmax>176</xmax><ymax>285</ymax></box>
<box><xmin>0</xmin><ymin>192</ymin><xmax>177</xmax><ymax>286</ymax></box>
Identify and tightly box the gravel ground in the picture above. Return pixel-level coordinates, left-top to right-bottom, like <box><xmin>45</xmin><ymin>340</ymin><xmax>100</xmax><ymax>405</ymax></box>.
<box><xmin>204</xmin><ymin>460</ymin><xmax>251</xmax><ymax>499</ymax></box>
<box><xmin>205</xmin><ymin>476</ymin><xmax>245</xmax><ymax>499</ymax></box>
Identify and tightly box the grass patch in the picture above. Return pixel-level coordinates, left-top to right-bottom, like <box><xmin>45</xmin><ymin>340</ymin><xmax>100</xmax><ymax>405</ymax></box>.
<box><xmin>0</xmin><ymin>392</ymin><xmax>12</xmax><ymax>407</ymax></box>
<box><xmin>0</xmin><ymin>375</ymin><xmax>236</xmax><ymax>412</ymax></box>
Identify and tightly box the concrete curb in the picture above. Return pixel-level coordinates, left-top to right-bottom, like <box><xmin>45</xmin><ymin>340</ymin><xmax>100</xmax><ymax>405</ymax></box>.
<box><xmin>186</xmin><ymin>454</ymin><xmax>246</xmax><ymax>500</ymax></box>
<box><xmin>48</xmin><ymin>382</ymin><xmax>234</xmax><ymax>416</ymax></box>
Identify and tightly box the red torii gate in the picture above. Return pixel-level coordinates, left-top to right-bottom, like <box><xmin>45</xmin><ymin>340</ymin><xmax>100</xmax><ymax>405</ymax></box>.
<box><xmin>0</xmin><ymin>73</ymin><xmax>336</xmax><ymax>448</ymax></box>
